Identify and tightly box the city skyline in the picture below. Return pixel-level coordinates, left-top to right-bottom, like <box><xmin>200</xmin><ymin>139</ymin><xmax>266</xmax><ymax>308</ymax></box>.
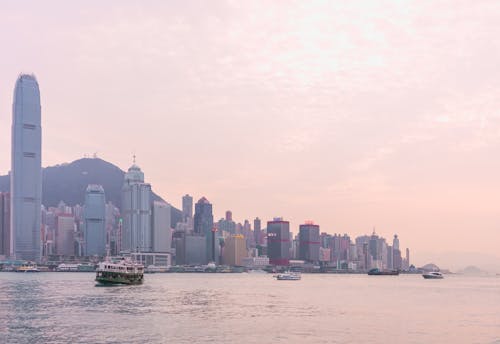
<box><xmin>1</xmin><ymin>1</ymin><xmax>500</xmax><ymax>269</ymax></box>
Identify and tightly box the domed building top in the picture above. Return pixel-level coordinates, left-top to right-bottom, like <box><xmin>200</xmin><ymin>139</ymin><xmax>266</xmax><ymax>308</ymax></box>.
<box><xmin>124</xmin><ymin>156</ymin><xmax>145</xmax><ymax>183</ymax></box>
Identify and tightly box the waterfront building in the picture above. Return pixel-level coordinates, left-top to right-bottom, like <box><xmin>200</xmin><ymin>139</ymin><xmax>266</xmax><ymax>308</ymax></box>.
<box><xmin>0</xmin><ymin>193</ymin><xmax>11</xmax><ymax>257</ymax></box>
<box><xmin>151</xmin><ymin>201</ymin><xmax>172</xmax><ymax>252</ymax></box>
<box><xmin>299</xmin><ymin>222</ymin><xmax>320</xmax><ymax>263</ymax></box>
<box><xmin>122</xmin><ymin>162</ymin><xmax>152</xmax><ymax>252</ymax></box>
<box><xmin>241</xmin><ymin>256</ymin><xmax>269</xmax><ymax>268</ymax></box>
<box><xmin>11</xmin><ymin>74</ymin><xmax>42</xmax><ymax>261</ymax></box>
<box><xmin>222</xmin><ymin>234</ymin><xmax>247</xmax><ymax>266</ymax></box>
<box><xmin>84</xmin><ymin>185</ymin><xmax>106</xmax><ymax>256</ymax></box>
<box><xmin>182</xmin><ymin>194</ymin><xmax>193</xmax><ymax>221</ymax></box>
<box><xmin>130</xmin><ymin>251</ymin><xmax>171</xmax><ymax>267</ymax></box>
<box><xmin>267</xmin><ymin>218</ymin><xmax>290</xmax><ymax>266</ymax></box>
<box><xmin>174</xmin><ymin>233</ymin><xmax>207</xmax><ymax>265</ymax></box>
<box><xmin>55</xmin><ymin>214</ymin><xmax>75</xmax><ymax>256</ymax></box>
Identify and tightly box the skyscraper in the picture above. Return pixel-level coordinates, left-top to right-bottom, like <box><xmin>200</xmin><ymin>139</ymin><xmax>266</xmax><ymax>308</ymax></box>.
<box><xmin>193</xmin><ymin>197</ymin><xmax>219</xmax><ymax>263</ymax></box>
<box><xmin>193</xmin><ymin>197</ymin><xmax>213</xmax><ymax>235</ymax></box>
<box><xmin>223</xmin><ymin>234</ymin><xmax>247</xmax><ymax>266</ymax></box>
<box><xmin>393</xmin><ymin>234</ymin><xmax>400</xmax><ymax>251</ymax></box>
<box><xmin>151</xmin><ymin>201</ymin><xmax>172</xmax><ymax>252</ymax></box>
<box><xmin>56</xmin><ymin>213</ymin><xmax>75</xmax><ymax>256</ymax></box>
<box><xmin>267</xmin><ymin>218</ymin><xmax>290</xmax><ymax>266</ymax></box>
<box><xmin>84</xmin><ymin>184</ymin><xmax>106</xmax><ymax>256</ymax></box>
<box><xmin>299</xmin><ymin>221</ymin><xmax>320</xmax><ymax>263</ymax></box>
<box><xmin>182</xmin><ymin>194</ymin><xmax>193</xmax><ymax>220</ymax></box>
<box><xmin>122</xmin><ymin>162</ymin><xmax>152</xmax><ymax>252</ymax></box>
<box><xmin>11</xmin><ymin>74</ymin><xmax>42</xmax><ymax>261</ymax></box>
<box><xmin>253</xmin><ymin>217</ymin><xmax>261</xmax><ymax>245</ymax></box>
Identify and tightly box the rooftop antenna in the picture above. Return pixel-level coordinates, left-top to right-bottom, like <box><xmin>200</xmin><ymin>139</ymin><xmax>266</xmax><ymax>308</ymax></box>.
<box><xmin>133</xmin><ymin>154</ymin><xmax>136</xmax><ymax>164</ymax></box>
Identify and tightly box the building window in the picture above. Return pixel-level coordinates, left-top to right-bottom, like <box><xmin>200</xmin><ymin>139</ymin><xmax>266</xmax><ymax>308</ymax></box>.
<box><xmin>23</xmin><ymin>124</ymin><xmax>36</xmax><ymax>130</ymax></box>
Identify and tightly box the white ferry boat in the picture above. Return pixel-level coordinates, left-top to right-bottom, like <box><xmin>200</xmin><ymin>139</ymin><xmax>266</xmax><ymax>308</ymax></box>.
<box><xmin>15</xmin><ymin>263</ymin><xmax>40</xmax><ymax>272</ymax></box>
<box><xmin>422</xmin><ymin>271</ymin><xmax>444</xmax><ymax>279</ymax></box>
<box><xmin>95</xmin><ymin>258</ymin><xmax>144</xmax><ymax>285</ymax></box>
<box><xmin>276</xmin><ymin>272</ymin><xmax>301</xmax><ymax>280</ymax></box>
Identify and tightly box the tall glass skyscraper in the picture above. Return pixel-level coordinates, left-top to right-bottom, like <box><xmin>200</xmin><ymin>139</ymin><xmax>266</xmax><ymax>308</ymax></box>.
<box><xmin>84</xmin><ymin>184</ymin><xmax>106</xmax><ymax>256</ymax></box>
<box><xmin>122</xmin><ymin>163</ymin><xmax>152</xmax><ymax>252</ymax></box>
<box><xmin>193</xmin><ymin>197</ymin><xmax>219</xmax><ymax>264</ymax></box>
<box><xmin>11</xmin><ymin>74</ymin><xmax>42</xmax><ymax>261</ymax></box>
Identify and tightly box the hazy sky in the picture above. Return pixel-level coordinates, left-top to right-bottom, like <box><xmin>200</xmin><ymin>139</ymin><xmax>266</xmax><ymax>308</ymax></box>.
<box><xmin>1</xmin><ymin>1</ymin><xmax>500</xmax><ymax>268</ymax></box>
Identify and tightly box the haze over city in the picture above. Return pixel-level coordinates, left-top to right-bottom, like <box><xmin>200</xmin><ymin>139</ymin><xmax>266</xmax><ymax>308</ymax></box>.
<box><xmin>1</xmin><ymin>1</ymin><xmax>500</xmax><ymax>269</ymax></box>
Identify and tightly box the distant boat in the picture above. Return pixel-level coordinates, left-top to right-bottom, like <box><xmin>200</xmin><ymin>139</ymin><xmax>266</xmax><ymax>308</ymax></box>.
<box><xmin>95</xmin><ymin>258</ymin><xmax>144</xmax><ymax>285</ymax></box>
<box><xmin>422</xmin><ymin>271</ymin><xmax>443</xmax><ymax>279</ymax></box>
<box><xmin>276</xmin><ymin>272</ymin><xmax>301</xmax><ymax>280</ymax></box>
<box><xmin>367</xmin><ymin>268</ymin><xmax>399</xmax><ymax>276</ymax></box>
<box><xmin>15</xmin><ymin>263</ymin><xmax>40</xmax><ymax>273</ymax></box>
<box><xmin>247</xmin><ymin>269</ymin><xmax>267</xmax><ymax>274</ymax></box>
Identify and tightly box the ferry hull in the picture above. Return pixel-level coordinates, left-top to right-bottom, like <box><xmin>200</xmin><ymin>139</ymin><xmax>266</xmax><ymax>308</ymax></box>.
<box><xmin>95</xmin><ymin>272</ymin><xmax>143</xmax><ymax>285</ymax></box>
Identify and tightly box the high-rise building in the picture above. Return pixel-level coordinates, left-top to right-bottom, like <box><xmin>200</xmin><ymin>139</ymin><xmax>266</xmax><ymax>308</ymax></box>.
<box><xmin>267</xmin><ymin>218</ymin><xmax>290</xmax><ymax>266</ymax></box>
<box><xmin>0</xmin><ymin>193</ymin><xmax>11</xmax><ymax>256</ymax></box>
<box><xmin>122</xmin><ymin>162</ymin><xmax>152</xmax><ymax>252</ymax></box>
<box><xmin>182</xmin><ymin>194</ymin><xmax>193</xmax><ymax>221</ymax></box>
<box><xmin>174</xmin><ymin>231</ymin><xmax>207</xmax><ymax>265</ymax></box>
<box><xmin>393</xmin><ymin>234</ymin><xmax>400</xmax><ymax>251</ymax></box>
<box><xmin>84</xmin><ymin>185</ymin><xmax>106</xmax><ymax>256</ymax></box>
<box><xmin>193</xmin><ymin>197</ymin><xmax>213</xmax><ymax>235</ymax></box>
<box><xmin>299</xmin><ymin>222</ymin><xmax>320</xmax><ymax>263</ymax></box>
<box><xmin>11</xmin><ymin>74</ymin><xmax>42</xmax><ymax>261</ymax></box>
<box><xmin>218</xmin><ymin>211</ymin><xmax>236</xmax><ymax>235</ymax></box>
<box><xmin>55</xmin><ymin>214</ymin><xmax>75</xmax><ymax>256</ymax></box>
<box><xmin>151</xmin><ymin>201</ymin><xmax>172</xmax><ymax>253</ymax></box>
<box><xmin>223</xmin><ymin>234</ymin><xmax>247</xmax><ymax>266</ymax></box>
<box><xmin>253</xmin><ymin>217</ymin><xmax>261</xmax><ymax>245</ymax></box>
<box><xmin>193</xmin><ymin>197</ymin><xmax>220</xmax><ymax>263</ymax></box>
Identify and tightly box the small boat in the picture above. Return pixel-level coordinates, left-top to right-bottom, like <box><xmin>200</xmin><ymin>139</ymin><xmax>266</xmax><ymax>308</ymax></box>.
<box><xmin>276</xmin><ymin>272</ymin><xmax>301</xmax><ymax>280</ymax></box>
<box><xmin>95</xmin><ymin>258</ymin><xmax>144</xmax><ymax>285</ymax></box>
<box><xmin>422</xmin><ymin>271</ymin><xmax>443</xmax><ymax>279</ymax></box>
<box><xmin>15</xmin><ymin>263</ymin><xmax>40</xmax><ymax>272</ymax></box>
<box><xmin>368</xmin><ymin>268</ymin><xmax>399</xmax><ymax>276</ymax></box>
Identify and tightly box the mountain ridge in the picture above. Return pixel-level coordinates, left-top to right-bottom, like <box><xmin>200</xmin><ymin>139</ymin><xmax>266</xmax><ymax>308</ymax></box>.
<box><xmin>0</xmin><ymin>158</ymin><xmax>182</xmax><ymax>227</ymax></box>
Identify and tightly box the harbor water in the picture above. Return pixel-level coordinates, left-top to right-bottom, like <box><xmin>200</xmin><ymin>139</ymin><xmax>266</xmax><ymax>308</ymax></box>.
<box><xmin>0</xmin><ymin>273</ymin><xmax>499</xmax><ymax>343</ymax></box>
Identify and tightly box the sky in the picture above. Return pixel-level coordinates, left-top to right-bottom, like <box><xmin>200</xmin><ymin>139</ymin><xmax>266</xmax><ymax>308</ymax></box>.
<box><xmin>1</xmin><ymin>0</ymin><xmax>500</xmax><ymax>269</ymax></box>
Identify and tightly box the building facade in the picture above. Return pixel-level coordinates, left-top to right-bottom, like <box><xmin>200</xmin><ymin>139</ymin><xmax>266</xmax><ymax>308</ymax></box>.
<box><xmin>151</xmin><ymin>201</ymin><xmax>172</xmax><ymax>253</ymax></box>
<box><xmin>0</xmin><ymin>193</ymin><xmax>11</xmax><ymax>257</ymax></box>
<box><xmin>267</xmin><ymin>218</ymin><xmax>290</xmax><ymax>266</ymax></box>
<box><xmin>56</xmin><ymin>214</ymin><xmax>75</xmax><ymax>256</ymax></box>
<box><xmin>11</xmin><ymin>74</ymin><xmax>42</xmax><ymax>261</ymax></box>
<box><xmin>222</xmin><ymin>234</ymin><xmax>247</xmax><ymax>266</ymax></box>
<box><xmin>298</xmin><ymin>222</ymin><xmax>320</xmax><ymax>263</ymax></box>
<box><xmin>182</xmin><ymin>194</ymin><xmax>193</xmax><ymax>221</ymax></box>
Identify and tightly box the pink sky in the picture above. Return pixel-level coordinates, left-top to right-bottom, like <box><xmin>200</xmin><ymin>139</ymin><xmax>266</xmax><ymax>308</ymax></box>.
<box><xmin>1</xmin><ymin>1</ymin><xmax>500</xmax><ymax>269</ymax></box>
